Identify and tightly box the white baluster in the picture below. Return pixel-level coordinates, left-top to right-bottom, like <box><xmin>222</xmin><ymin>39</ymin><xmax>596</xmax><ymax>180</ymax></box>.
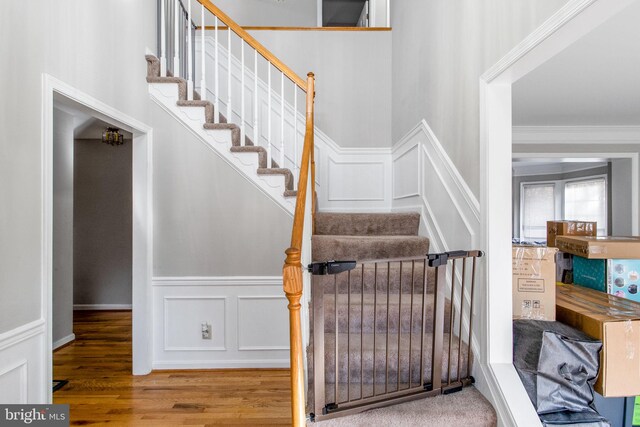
<box><xmin>186</xmin><ymin>0</ymin><xmax>193</xmax><ymax>100</ymax></box>
<box><xmin>227</xmin><ymin>28</ymin><xmax>232</xmax><ymax>123</ymax></box>
<box><xmin>200</xmin><ymin>4</ymin><xmax>206</xmax><ymax>101</ymax></box>
<box><xmin>294</xmin><ymin>84</ymin><xmax>298</xmax><ymax>173</ymax></box>
<box><xmin>253</xmin><ymin>50</ymin><xmax>259</xmax><ymax>147</ymax></box>
<box><xmin>268</xmin><ymin>64</ymin><xmax>272</xmax><ymax>168</ymax></box>
<box><xmin>160</xmin><ymin>0</ymin><xmax>167</xmax><ymax>76</ymax></box>
<box><xmin>173</xmin><ymin>0</ymin><xmax>180</xmax><ymax>76</ymax></box>
<box><xmin>241</xmin><ymin>41</ymin><xmax>245</xmax><ymax>146</ymax></box>
<box><xmin>280</xmin><ymin>73</ymin><xmax>285</xmax><ymax>168</ymax></box>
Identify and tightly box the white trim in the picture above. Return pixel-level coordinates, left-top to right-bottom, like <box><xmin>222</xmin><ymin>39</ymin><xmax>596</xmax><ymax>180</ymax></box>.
<box><xmin>73</xmin><ymin>304</ymin><xmax>133</xmax><ymax>311</ymax></box>
<box><xmin>479</xmin><ymin>0</ymin><xmax>637</xmax><ymax>423</ymax></box>
<box><xmin>43</xmin><ymin>74</ymin><xmax>154</xmax><ymax>402</ymax></box>
<box><xmin>153</xmin><ymin>359</ymin><xmax>290</xmax><ymax>369</ymax></box>
<box><xmin>53</xmin><ymin>333</ymin><xmax>75</xmax><ymax>350</ymax></box>
<box><xmin>152</xmin><ymin>276</ymin><xmax>283</xmax><ymax>286</ymax></box>
<box><xmin>317</xmin><ymin>0</ymin><xmax>323</xmax><ymax>27</ymax></box>
<box><xmin>513</xmin><ymin>125</ymin><xmax>640</xmax><ymax>143</ymax></box>
<box><xmin>0</xmin><ymin>320</ymin><xmax>46</xmax><ymax>352</ymax></box>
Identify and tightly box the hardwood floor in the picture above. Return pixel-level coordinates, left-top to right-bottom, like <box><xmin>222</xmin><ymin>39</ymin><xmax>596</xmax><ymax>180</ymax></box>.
<box><xmin>53</xmin><ymin>311</ymin><xmax>292</xmax><ymax>426</ymax></box>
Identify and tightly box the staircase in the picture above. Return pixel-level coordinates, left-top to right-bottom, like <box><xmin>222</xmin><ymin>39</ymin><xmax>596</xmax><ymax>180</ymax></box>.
<box><xmin>308</xmin><ymin>212</ymin><xmax>496</xmax><ymax>425</ymax></box>
<box><xmin>153</xmin><ymin>1</ymin><xmax>496</xmax><ymax>425</ymax></box>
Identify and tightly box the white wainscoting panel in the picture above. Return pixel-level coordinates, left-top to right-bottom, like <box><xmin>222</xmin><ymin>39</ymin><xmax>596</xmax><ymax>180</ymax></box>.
<box><xmin>0</xmin><ymin>319</ymin><xmax>46</xmax><ymax>403</ymax></box>
<box><xmin>164</xmin><ymin>297</ymin><xmax>227</xmax><ymax>351</ymax></box>
<box><xmin>152</xmin><ymin>276</ymin><xmax>289</xmax><ymax>369</ymax></box>
<box><xmin>237</xmin><ymin>296</ymin><xmax>289</xmax><ymax>351</ymax></box>
<box><xmin>392</xmin><ymin>119</ymin><xmax>480</xmax><ymax>253</ymax></box>
<box><xmin>327</xmin><ymin>159</ymin><xmax>386</xmax><ymax>202</ymax></box>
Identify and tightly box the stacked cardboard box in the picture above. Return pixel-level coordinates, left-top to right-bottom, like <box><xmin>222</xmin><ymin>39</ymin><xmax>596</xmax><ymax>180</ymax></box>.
<box><xmin>547</xmin><ymin>221</ymin><xmax>596</xmax><ymax>284</ymax></box>
<box><xmin>556</xmin><ymin>284</ymin><xmax>640</xmax><ymax>397</ymax></box>
<box><xmin>556</xmin><ymin>236</ymin><xmax>640</xmax><ymax>302</ymax></box>
<box><xmin>547</xmin><ymin>220</ymin><xmax>596</xmax><ymax>248</ymax></box>
<box><xmin>512</xmin><ymin>245</ymin><xmax>558</xmax><ymax>320</ymax></box>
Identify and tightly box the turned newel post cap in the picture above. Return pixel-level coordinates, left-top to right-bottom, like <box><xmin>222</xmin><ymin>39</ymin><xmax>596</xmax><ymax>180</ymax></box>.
<box><xmin>285</xmin><ymin>247</ymin><xmax>301</xmax><ymax>265</ymax></box>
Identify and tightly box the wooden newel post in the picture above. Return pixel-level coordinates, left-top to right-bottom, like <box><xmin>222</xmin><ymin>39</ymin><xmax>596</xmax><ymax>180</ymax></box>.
<box><xmin>283</xmin><ymin>247</ymin><xmax>305</xmax><ymax>426</ymax></box>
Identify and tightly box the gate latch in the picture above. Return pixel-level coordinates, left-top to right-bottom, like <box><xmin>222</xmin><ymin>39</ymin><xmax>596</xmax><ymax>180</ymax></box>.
<box><xmin>308</xmin><ymin>260</ymin><xmax>356</xmax><ymax>276</ymax></box>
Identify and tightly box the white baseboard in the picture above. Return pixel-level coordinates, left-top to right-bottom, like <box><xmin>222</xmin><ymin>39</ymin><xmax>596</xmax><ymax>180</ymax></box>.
<box><xmin>53</xmin><ymin>333</ymin><xmax>75</xmax><ymax>350</ymax></box>
<box><xmin>73</xmin><ymin>304</ymin><xmax>132</xmax><ymax>310</ymax></box>
<box><xmin>152</xmin><ymin>359</ymin><xmax>289</xmax><ymax>370</ymax></box>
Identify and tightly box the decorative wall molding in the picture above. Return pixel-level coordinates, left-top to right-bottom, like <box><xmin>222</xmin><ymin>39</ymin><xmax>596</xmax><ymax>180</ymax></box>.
<box><xmin>0</xmin><ymin>319</ymin><xmax>46</xmax><ymax>403</ymax></box>
<box><xmin>73</xmin><ymin>304</ymin><xmax>132</xmax><ymax>310</ymax></box>
<box><xmin>391</xmin><ymin>119</ymin><xmax>480</xmax><ymax>253</ymax></box>
<box><xmin>513</xmin><ymin>125</ymin><xmax>640</xmax><ymax>144</ymax></box>
<box><xmin>152</xmin><ymin>276</ymin><xmax>289</xmax><ymax>369</ymax></box>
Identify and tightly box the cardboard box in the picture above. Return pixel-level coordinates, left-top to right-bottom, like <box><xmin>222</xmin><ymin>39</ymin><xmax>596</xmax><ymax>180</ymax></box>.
<box><xmin>556</xmin><ymin>284</ymin><xmax>640</xmax><ymax>397</ymax></box>
<box><xmin>547</xmin><ymin>220</ymin><xmax>597</xmax><ymax>248</ymax></box>
<box><xmin>555</xmin><ymin>236</ymin><xmax>640</xmax><ymax>259</ymax></box>
<box><xmin>573</xmin><ymin>256</ymin><xmax>606</xmax><ymax>292</ymax></box>
<box><xmin>513</xmin><ymin>245</ymin><xmax>558</xmax><ymax>320</ymax></box>
<box><xmin>608</xmin><ymin>259</ymin><xmax>640</xmax><ymax>303</ymax></box>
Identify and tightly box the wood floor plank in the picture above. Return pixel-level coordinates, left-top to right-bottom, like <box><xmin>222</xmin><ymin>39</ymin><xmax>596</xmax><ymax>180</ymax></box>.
<box><xmin>53</xmin><ymin>310</ymin><xmax>293</xmax><ymax>426</ymax></box>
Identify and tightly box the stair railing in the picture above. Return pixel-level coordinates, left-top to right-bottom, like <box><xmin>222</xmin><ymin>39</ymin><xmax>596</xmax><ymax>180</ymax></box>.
<box><xmin>159</xmin><ymin>0</ymin><xmax>310</xmax><ymax>180</ymax></box>
<box><xmin>283</xmin><ymin>73</ymin><xmax>316</xmax><ymax>426</ymax></box>
<box><xmin>159</xmin><ymin>1</ymin><xmax>316</xmax><ymax>424</ymax></box>
<box><xmin>308</xmin><ymin>251</ymin><xmax>482</xmax><ymax>421</ymax></box>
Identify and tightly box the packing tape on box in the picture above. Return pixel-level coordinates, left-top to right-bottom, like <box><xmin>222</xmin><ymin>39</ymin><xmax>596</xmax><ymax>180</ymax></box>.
<box><xmin>626</xmin><ymin>320</ymin><xmax>636</xmax><ymax>360</ymax></box>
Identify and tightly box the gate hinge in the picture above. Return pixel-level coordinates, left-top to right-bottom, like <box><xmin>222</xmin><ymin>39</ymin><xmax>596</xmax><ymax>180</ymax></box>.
<box><xmin>308</xmin><ymin>260</ymin><xmax>356</xmax><ymax>276</ymax></box>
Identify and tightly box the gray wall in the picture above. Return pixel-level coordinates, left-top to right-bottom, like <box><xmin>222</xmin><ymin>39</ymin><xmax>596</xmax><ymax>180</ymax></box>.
<box><xmin>0</xmin><ymin>0</ymin><xmax>156</xmax><ymax>333</ymax></box>
<box><xmin>150</xmin><ymin>102</ymin><xmax>292</xmax><ymax>276</ymax></box>
<box><xmin>213</xmin><ymin>0</ymin><xmax>316</xmax><ymax>26</ymax></box>
<box><xmin>250</xmin><ymin>30</ymin><xmax>392</xmax><ymax>148</ymax></box>
<box><xmin>511</xmin><ymin>165</ymin><xmax>618</xmax><ymax>238</ymax></box>
<box><xmin>74</xmin><ymin>139</ymin><xmax>133</xmax><ymax>305</ymax></box>
<box><xmin>390</xmin><ymin>0</ymin><xmax>570</xmax><ymax>196</ymax></box>
<box><xmin>611</xmin><ymin>158</ymin><xmax>633</xmax><ymax>235</ymax></box>
<box><xmin>52</xmin><ymin>108</ymin><xmax>75</xmax><ymax>344</ymax></box>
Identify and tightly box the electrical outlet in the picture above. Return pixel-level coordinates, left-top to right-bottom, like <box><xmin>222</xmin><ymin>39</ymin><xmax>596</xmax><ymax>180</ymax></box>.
<box><xmin>201</xmin><ymin>322</ymin><xmax>212</xmax><ymax>339</ymax></box>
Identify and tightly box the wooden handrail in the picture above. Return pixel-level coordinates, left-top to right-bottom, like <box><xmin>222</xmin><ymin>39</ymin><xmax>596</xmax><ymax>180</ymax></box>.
<box><xmin>197</xmin><ymin>0</ymin><xmax>307</xmax><ymax>91</ymax></box>
<box><xmin>283</xmin><ymin>73</ymin><xmax>315</xmax><ymax>427</ymax></box>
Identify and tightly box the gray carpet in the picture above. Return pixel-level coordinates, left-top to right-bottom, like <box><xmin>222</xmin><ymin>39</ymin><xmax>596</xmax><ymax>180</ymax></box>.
<box><xmin>312</xmin><ymin>386</ymin><xmax>496</xmax><ymax>426</ymax></box>
<box><xmin>309</xmin><ymin>212</ymin><xmax>496</xmax><ymax>424</ymax></box>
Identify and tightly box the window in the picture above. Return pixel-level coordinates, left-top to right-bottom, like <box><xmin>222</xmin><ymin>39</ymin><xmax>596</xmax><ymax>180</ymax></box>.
<box><xmin>521</xmin><ymin>183</ymin><xmax>556</xmax><ymax>241</ymax></box>
<box><xmin>564</xmin><ymin>178</ymin><xmax>607</xmax><ymax>235</ymax></box>
<box><xmin>520</xmin><ymin>175</ymin><xmax>607</xmax><ymax>241</ymax></box>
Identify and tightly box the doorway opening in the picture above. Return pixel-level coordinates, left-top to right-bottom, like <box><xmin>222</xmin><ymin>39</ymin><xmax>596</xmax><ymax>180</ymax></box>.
<box><xmin>43</xmin><ymin>75</ymin><xmax>153</xmax><ymax>402</ymax></box>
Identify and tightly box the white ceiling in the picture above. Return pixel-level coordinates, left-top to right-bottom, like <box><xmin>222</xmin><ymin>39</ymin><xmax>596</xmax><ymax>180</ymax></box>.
<box><xmin>512</xmin><ymin>0</ymin><xmax>640</xmax><ymax>126</ymax></box>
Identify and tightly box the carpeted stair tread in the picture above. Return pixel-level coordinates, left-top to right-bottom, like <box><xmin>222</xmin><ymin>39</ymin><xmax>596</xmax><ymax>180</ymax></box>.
<box><xmin>257</xmin><ymin>168</ymin><xmax>294</xmax><ymax>190</ymax></box>
<box><xmin>315</xmin><ymin>212</ymin><xmax>421</xmax><ymax>236</ymax></box>
<box><xmin>311</xmin><ymin>386</ymin><xmax>497</xmax><ymax>426</ymax></box>
<box><xmin>321</xmin><ymin>331</ymin><xmax>470</xmax><ymax>385</ymax></box>
<box><xmin>314</xmin><ymin>262</ymin><xmax>436</xmax><ymax>295</ymax></box>
<box><xmin>230</xmin><ymin>146</ymin><xmax>268</xmax><ymax>168</ymax></box>
<box><xmin>313</xmin><ymin>235</ymin><xmax>430</xmax><ymax>262</ymax></box>
<box><xmin>322</xmin><ymin>293</ymin><xmax>451</xmax><ymax>334</ymax></box>
<box><xmin>177</xmin><ymin>100</ymin><xmax>215</xmax><ymax>123</ymax></box>
<box><xmin>284</xmin><ymin>189</ymin><xmax>298</xmax><ymax>198</ymax></box>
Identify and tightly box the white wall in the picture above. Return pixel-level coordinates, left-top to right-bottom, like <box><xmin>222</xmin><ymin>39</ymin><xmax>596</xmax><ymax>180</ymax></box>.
<box><xmin>52</xmin><ymin>108</ymin><xmax>75</xmax><ymax>345</ymax></box>
<box><xmin>74</xmin><ymin>139</ymin><xmax>133</xmax><ymax>306</ymax></box>
<box><xmin>390</xmin><ymin>0</ymin><xmax>570</xmax><ymax>196</ymax></box>
<box><xmin>250</xmin><ymin>30</ymin><xmax>392</xmax><ymax>148</ymax></box>
<box><xmin>211</xmin><ymin>0</ymin><xmax>317</xmax><ymax>26</ymax></box>
<box><xmin>0</xmin><ymin>0</ymin><xmax>157</xmax><ymax>336</ymax></box>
